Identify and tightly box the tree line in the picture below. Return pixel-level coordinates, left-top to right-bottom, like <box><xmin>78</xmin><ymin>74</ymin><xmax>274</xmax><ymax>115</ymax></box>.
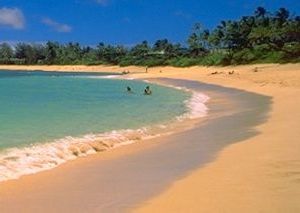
<box><xmin>0</xmin><ymin>7</ymin><xmax>299</xmax><ymax>67</ymax></box>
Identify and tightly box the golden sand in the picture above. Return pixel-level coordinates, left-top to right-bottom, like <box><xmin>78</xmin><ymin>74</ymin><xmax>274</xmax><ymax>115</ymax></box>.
<box><xmin>132</xmin><ymin>64</ymin><xmax>300</xmax><ymax>213</ymax></box>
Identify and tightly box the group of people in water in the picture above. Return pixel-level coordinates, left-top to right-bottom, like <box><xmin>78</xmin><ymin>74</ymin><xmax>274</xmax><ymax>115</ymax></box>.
<box><xmin>126</xmin><ymin>86</ymin><xmax>152</xmax><ymax>95</ymax></box>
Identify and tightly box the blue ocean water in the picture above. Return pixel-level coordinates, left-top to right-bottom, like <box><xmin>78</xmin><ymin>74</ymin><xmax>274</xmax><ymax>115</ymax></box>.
<box><xmin>0</xmin><ymin>70</ymin><xmax>190</xmax><ymax>150</ymax></box>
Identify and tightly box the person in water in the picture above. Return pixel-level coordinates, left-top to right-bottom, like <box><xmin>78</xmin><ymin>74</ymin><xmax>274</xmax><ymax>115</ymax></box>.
<box><xmin>144</xmin><ymin>86</ymin><xmax>152</xmax><ymax>95</ymax></box>
<box><xmin>127</xmin><ymin>86</ymin><xmax>133</xmax><ymax>93</ymax></box>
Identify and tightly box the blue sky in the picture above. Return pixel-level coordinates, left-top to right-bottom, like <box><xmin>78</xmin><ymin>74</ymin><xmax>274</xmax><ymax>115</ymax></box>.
<box><xmin>0</xmin><ymin>0</ymin><xmax>299</xmax><ymax>46</ymax></box>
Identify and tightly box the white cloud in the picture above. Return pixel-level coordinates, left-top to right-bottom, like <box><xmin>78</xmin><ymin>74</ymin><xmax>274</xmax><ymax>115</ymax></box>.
<box><xmin>42</xmin><ymin>18</ymin><xmax>72</xmax><ymax>33</ymax></box>
<box><xmin>0</xmin><ymin>7</ymin><xmax>25</xmax><ymax>29</ymax></box>
<box><xmin>0</xmin><ymin>40</ymin><xmax>46</xmax><ymax>47</ymax></box>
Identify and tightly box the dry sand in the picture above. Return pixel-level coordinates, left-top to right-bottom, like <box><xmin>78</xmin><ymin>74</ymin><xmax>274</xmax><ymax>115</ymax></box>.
<box><xmin>0</xmin><ymin>64</ymin><xmax>300</xmax><ymax>212</ymax></box>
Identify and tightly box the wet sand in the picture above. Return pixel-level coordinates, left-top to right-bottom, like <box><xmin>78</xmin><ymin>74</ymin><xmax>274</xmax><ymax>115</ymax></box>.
<box><xmin>0</xmin><ymin>78</ymin><xmax>270</xmax><ymax>212</ymax></box>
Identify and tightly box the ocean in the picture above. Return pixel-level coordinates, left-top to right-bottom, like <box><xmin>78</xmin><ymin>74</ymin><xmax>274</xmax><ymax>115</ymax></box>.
<box><xmin>0</xmin><ymin>70</ymin><xmax>208</xmax><ymax>182</ymax></box>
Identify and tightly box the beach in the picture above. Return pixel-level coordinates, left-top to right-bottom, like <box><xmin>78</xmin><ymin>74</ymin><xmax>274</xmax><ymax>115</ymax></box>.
<box><xmin>134</xmin><ymin>64</ymin><xmax>300</xmax><ymax>212</ymax></box>
<box><xmin>0</xmin><ymin>64</ymin><xmax>299</xmax><ymax>212</ymax></box>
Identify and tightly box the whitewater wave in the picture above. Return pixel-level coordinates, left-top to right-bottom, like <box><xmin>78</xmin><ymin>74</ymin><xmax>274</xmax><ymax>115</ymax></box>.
<box><xmin>0</xmin><ymin>88</ymin><xmax>209</xmax><ymax>182</ymax></box>
<box><xmin>180</xmin><ymin>91</ymin><xmax>209</xmax><ymax>120</ymax></box>
<box><xmin>151</xmin><ymin>83</ymin><xmax>210</xmax><ymax>120</ymax></box>
<box><xmin>0</xmin><ymin>128</ymin><xmax>151</xmax><ymax>182</ymax></box>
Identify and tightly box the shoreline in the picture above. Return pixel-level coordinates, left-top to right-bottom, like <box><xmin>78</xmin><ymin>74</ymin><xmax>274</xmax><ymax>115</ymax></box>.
<box><xmin>0</xmin><ymin>73</ymin><xmax>208</xmax><ymax>183</ymax></box>
<box><xmin>0</xmin><ymin>78</ymin><xmax>270</xmax><ymax>212</ymax></box>
<box><xmin>0</xmin><ymin>64</ymin><xmax>299</xmax><ymax>212</ymax></box>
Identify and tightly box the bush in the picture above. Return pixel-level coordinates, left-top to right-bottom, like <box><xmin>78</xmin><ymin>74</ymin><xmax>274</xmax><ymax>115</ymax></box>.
<box><xmin>254</xmin><ymin>51</ymin><xmax>285</xmax><ymax>63</ymax></box>
<box><xmin>230</xmin><ymin>49</ymin><xmax>256</xmax><ymax>64</ymax></box>
<box><xmin>281</xmin><ymin>42</ymin><xmax>300</xmax><ymax>62</ymax></box>
<box><xmin>167</xmin><ymin>57</ymin><xmax>201</xmax><ymax>67</ymax></box>
<box><xmin>9</xmin><ymin>58</ymin><xmax>26</xmax><ymax>65</ymax></box>
<box><xmin>200</xmin><ymin>52</ymin><xmax>228</xmax><ymax>65</ymax></box>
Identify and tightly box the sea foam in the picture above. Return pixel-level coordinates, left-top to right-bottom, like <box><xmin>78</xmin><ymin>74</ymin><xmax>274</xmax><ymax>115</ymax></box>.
<box><xmin>153</xmin><ymin>83</ymin><xmax>210</xmax><ymax>120</ymax></box>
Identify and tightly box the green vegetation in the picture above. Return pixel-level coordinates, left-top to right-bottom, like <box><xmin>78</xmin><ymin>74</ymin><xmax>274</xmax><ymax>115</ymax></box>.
<box><xmin>0</xmin><ymin>7</ymin><xmax>299</xmax><ymax>67</ymax></box>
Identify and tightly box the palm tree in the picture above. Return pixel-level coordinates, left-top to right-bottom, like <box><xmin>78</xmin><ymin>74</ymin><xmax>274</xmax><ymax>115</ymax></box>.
<box><xmin>255</xmin><ymin>7</ymin><xmax>267</xmax><ymax>18</ymax></box>
<box><xmin>276</xmin><ymin>8</ymin><xmax>290</xmax><ymax>25</ymax></box>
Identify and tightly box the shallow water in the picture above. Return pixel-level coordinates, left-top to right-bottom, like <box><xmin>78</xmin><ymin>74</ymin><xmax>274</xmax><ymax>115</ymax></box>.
<box><xmin>0</xmin><ymin>70</ymin><xmax>189</xmax><ymax>149</ymax></box>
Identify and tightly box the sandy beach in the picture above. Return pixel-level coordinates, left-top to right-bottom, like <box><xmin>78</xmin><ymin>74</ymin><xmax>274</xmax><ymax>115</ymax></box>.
<box><xmin>0</xmin><ymin>64</ymin><xmax>300</xmax><ymax>212</ymax></box>
<box><xmin>134</xmin><ymin>64</ymin><xmax>300</xmax><ymax>212</ymax></box>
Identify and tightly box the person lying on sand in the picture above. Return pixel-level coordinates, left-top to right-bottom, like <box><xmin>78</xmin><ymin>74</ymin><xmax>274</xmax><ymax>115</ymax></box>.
<box><xmin>122</xmin><ymin>70</ymin><xmax>130</xmax><ymax>74</ymax></box>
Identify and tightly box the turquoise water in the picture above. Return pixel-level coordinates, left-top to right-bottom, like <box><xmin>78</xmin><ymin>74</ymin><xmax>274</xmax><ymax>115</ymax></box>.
<box><xmin>0</xmin><ymin>70</ymin><xmax>190</xmax><ymax>150</ymax></box>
